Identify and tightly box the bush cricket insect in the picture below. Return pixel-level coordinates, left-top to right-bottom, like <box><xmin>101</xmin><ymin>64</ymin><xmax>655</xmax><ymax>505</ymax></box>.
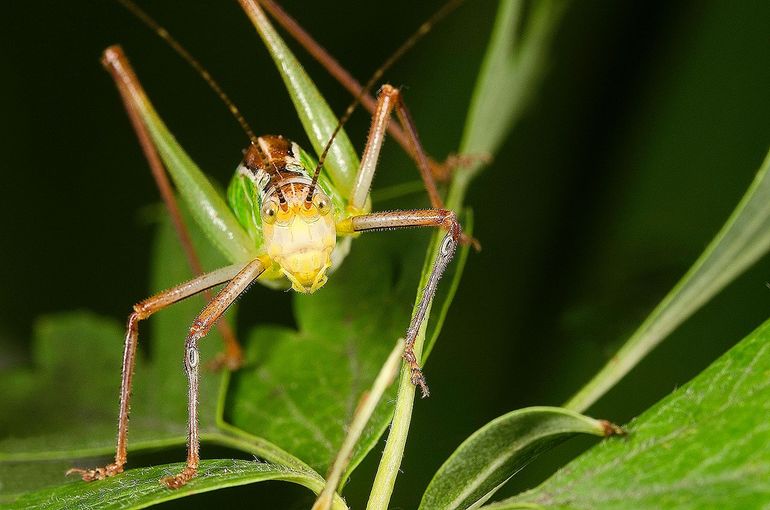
<box><xmin>68</xmin><ymin>0</ymin><xmax>475</xmax><ymax>488</ymax></box>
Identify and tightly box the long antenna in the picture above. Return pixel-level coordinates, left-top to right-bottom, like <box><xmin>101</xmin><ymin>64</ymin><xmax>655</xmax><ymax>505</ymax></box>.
<box><xmin>118</xmin><ymin>0</ymin><xmax>289</xmax><ymax>202</ymax></box>
<box><xmin>305</xmin><ymin>0</ymin><xmax>466</xmax><ymax>202</ymax></box>
<box><xmin>118</xmin><ymin>0</ymin><xmax>259</xmax><ymax>146</ymax></box>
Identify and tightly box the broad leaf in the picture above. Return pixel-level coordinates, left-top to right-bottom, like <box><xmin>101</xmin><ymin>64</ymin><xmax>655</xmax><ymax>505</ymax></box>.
<box><xmin>5</xmin><ymin>459</ymin><xmax>344</xmax><ymax>510</ymax></box>
<box><xmin>420</xmin><ymin>407</ymin><xmax>618</xmax><ymax>510</ymax></box>
<box><xmin>225</xmin><ymin>223</ymin><xmax>472</xmax><ymax>476</ymax></box>
<box><xmin>485</xmin><ymin>316</ymin><xmax>770</xmax><ymax>509</ymax></box>
<box><xmin>0</xmin><ymin>211</ymin><xmax>232</xmax><ymax>490</ymax></box>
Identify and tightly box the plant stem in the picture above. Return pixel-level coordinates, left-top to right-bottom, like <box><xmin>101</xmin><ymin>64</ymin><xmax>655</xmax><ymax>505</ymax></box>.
<box><xmin>365</xmin><ymin>1</ymin><xmax>569</xmax><ymax>507</ymax></box>
<box><xmin>314</xmin><ymin>340</ymin><xmax>403</xmax><ymax>510</ymax></box>
<box><xmin>366</xmin><ymin>326</ymin><xmax>426</xmax><ymax>509</ymax></box>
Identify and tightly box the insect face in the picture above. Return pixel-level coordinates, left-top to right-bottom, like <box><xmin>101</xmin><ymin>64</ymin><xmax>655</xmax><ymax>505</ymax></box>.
<box><xmin>261</xmin><ymin>186</ymin><xmax>336</xmax><ymax>294</ymax></box>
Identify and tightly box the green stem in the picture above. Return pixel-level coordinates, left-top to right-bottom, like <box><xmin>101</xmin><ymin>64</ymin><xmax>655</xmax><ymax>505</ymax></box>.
<box><xmin>365</xmin><ymin>1</ymin><xmax>568</xmax><ymax>507</ymax></box>
<box><xmin>366</xmin><ymin>324</ymin><xmax>426</xmax><ymax>509</ymax></box>
<box><xmin>314</xmin><ymin>340</ymin><xmax>402</xmax><ymax>510</ymax></box>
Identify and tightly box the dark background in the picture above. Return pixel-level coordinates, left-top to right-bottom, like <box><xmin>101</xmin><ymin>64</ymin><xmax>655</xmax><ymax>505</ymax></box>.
<box><xmin>2</xmin><ymin>0</ymin><xmax>770</xmax><ymax>508</ymax></box>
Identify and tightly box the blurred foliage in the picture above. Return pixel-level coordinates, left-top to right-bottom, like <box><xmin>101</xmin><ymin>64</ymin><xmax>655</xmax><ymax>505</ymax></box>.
<box><xmin>2</xmin><ymin>0</ymin><xmax>770</xmax><ymax>508</ymax></box>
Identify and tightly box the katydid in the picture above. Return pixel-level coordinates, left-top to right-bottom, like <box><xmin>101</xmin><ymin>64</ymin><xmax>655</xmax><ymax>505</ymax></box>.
<box><xmin>68</xmin><ymin>0</ymin><xmax>472</xmax><ymax>488</ymax></box>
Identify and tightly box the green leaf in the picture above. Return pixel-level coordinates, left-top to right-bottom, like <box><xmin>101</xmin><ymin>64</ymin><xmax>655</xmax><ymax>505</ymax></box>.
<box><xmin>0</xmin><ymin>209</ymin><xmax>306</xmax><ymax>495</ymax></box>
<box><xmin>420</xmin><ymin>407</ymin><xmax>615</xmax><ymax>510</ymax></box>
<box><xmin>451</xmin><ymin>0</ymin><xmax>568</xmax><ymax>208</ymax></box>
<box><xmin>566</xmin><ymin>147</ymin><xmax>770</xmax><ymax>412</ymax></box>
<box><xmin>486</xmin><ymin>316</ymin><xmax>770</xmax><ymax>510</ymax></box>
<box><xmin>4</xmin><ymin>459</ymin><xmax>344</xmax><ymax>510</ymax></box>
<box><xmin>224</xmin><ymin>223</ymin><xmax>470</xmax><ymax>476</ymax></box>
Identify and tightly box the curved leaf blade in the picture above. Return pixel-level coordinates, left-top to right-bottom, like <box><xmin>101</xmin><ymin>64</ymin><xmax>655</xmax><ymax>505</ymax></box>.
<box><xmin>4</xmin><ymin>459</ymin><xmax>343</xmax><ymax>510</ymax></box>
<box><xmin>451</xmin><ymin>0</ymin><xmax>568</xmax><ymax>208</ymax></box>
<box><xmin>420</xmin><ymin>407</ymin><xmax>616</xmax><ymax>510</ymax></box>
<box><xmin>489</xmin><ymin>317</ymin><xmax>770</xmax><ymax>510</ymax></box>
<box><xmin>567</xmin><ymin>147</ymin><xmax>770</xmax><ymax>412</ymax></box>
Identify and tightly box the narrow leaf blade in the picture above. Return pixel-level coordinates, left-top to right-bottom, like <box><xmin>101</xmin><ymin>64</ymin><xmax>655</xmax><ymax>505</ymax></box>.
<box><xmin>567</xmin><ymin>147</ymin><xmax>770</xmax><ymax>412</ymax></box>
<box><xmin>449</xmin><ymin>0</ymin><xmax>567</xmax><ymax>212</ymax></box>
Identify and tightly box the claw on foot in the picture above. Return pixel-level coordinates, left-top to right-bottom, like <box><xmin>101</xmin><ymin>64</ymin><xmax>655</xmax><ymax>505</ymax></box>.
<box><xmin>430</xmin><ymin>152</ymin><xmax>493</xmax><ymax>182</ymax></box>
<box><xmin>410</xmin><ymin>367</ymin><xmax>431</xmax><ymax>398</ymax></box>
<box><xmin>66</xmin><ymin>463</ymin><xmax>123</xmax><ymax>481</ymax></box>
<box><xmin>460</xmin><ymin>232</ymin><xmax>481</xmax><ymax>251</ymax></box>
<box><xmin>161</xmin><ymin>465</ymin><xmax>197</xmax><ymax>489</ymax></box>
<box><xmin>207</xmin><ymin>350</ymin><xmax>244</xmax><ymax>372</ymax></box>
<box><xmin>403</xmin><ymin>348</ymin><xmax>431</xmax><ymax>398</ymax></box>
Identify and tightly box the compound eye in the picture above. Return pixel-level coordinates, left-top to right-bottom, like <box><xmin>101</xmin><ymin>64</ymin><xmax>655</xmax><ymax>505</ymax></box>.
<box><xmin>261</xmin><ymin>200</ymin><xmax>279</xmax><ymax>224</ymax></box>
<box><xmin>312</xmin><ymin>193</ymin><xmax>331</xmax><ymax>215</ymax></box>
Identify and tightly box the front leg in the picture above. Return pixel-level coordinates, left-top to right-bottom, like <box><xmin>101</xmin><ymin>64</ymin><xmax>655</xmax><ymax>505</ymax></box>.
<box><xmin>338</xmin><ymin>209</ymin><xmax>460</xmax><ymax>397</ymax></box>
<box><xmin>161</xmin><ymin>257</ymin><xmax>266</xmax><ymax>488</ymax></box>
